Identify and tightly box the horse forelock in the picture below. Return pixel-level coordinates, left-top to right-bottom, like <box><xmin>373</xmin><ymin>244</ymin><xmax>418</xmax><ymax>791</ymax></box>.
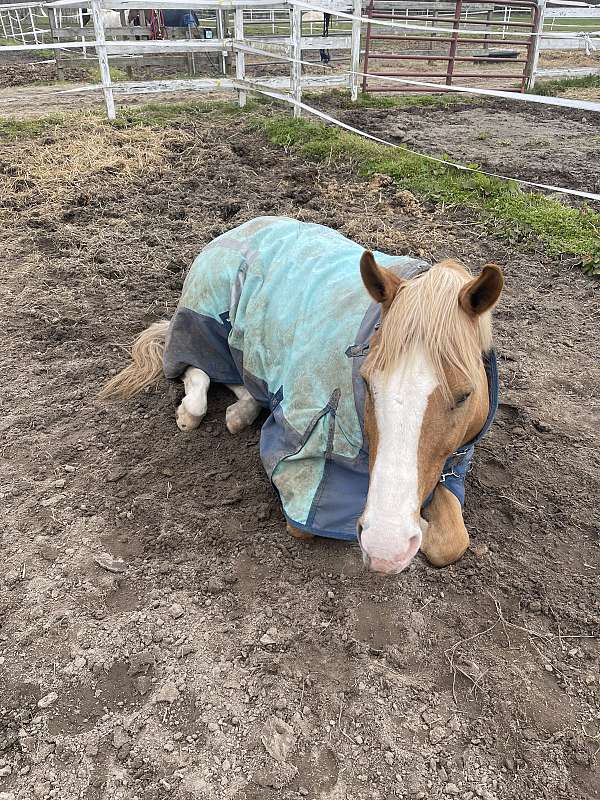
<box><xmin>364</xmin><ymin>261</ymin><xmax>492</xmax><ymax>399</ymax></box>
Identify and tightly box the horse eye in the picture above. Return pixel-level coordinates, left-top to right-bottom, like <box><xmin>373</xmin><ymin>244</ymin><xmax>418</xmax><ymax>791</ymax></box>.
<box><xmin>453</xmin><ymin>391</ymin><xmax>472</xmax><ymax>408</ymax></box>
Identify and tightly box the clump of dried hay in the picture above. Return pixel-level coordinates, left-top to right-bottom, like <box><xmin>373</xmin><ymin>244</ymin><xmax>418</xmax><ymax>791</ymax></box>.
<box><xmin>0</xmin><ymin>114</ymin><xmax>188</xmax><ymax>218</ymax></box>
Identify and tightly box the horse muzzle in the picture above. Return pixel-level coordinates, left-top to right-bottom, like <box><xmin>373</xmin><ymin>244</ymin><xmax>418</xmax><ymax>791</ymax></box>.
<box><xmin>357</xmin><ymin>520</ymin><xmax>421</xmax><ymax>574</ymax></box>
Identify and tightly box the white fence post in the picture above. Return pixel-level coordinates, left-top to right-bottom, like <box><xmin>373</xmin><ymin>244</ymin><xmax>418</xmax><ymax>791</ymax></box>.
<box><xmin>350</xmin><ymin>0</ymin><xmax>361</xmax><ymax>101</ymax></box>
<box><xmin>526</xmin><ymin>0</ymin><xmax>547</xmax><ymax>91</ymax></box>
<box><xmin>216</xmin><ymin>9</ymin><xmax>227</xmax><ymax>75</ymax></box>
<box><xmin>78</xmin><ymin>7</ymin><xmax>88</xmax><ymax>58</ymax></box>
<box><xmin>28</xmin><ymin>7</ymin><xmax>38</xmax><ymax>44</ymax></box>
<box><xmin>91</xmin><ymin>0</ymin><xmax>116</xmax><ymax>119</ymax></box>
<box><xmin>16</xmin><ymin>10</ymin><xmax>25</xmax><ymax>43</ymax></box>
<box><xmin>234</xmin><ymin>7</ymin><xmax>246</xmax><ymax>107</ymax></box>
<box><xmin>290</xmin><ymin>4</ymin><xmax>302</xmax><ymax>117</ymax></box>
<box><xmin>8</xmin><ymin>9</ymin><xmax>16</xmax><ymax>40</ymax></box>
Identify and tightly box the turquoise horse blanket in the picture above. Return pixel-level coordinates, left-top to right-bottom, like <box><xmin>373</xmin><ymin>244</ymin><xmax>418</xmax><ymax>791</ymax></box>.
<box><xmin>163</xmin><ymin>216</ymin><xmax>498</xmax><ymax>540</ymax></box>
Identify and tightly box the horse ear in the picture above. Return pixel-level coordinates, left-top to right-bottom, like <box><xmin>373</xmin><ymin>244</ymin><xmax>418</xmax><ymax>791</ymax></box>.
<box><xmin>360</xmin><ymin>251</ymin><xmax>403</xmax><ymax>307</ymax></box>
<box><xmin>459</xmin><ymin>263</ymin><xmax>504</xmax><ymax>317</ymax></box>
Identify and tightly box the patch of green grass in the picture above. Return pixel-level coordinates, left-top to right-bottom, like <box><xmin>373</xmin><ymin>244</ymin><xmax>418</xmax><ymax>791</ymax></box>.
<box><xmin>244</xmin><ymin>21</ymin><xmax>351</xmax><ymax>35</ymax></box>
<box><xmin>82</xmin><ymin>65</ymin><xmax>130</xmax><ymax>83</ymax></box>
<box><xmin>509</xmin><ymin>12</ymin><xmax>600</xmax><ymax>32</ymax></box>
<box><xmin>533</xmin><ymin>74</ymin><xmax>600</xmax><ymax>97</ymax></box>
<box><xmin>259</xmin><ymin>115</ymin><xmax>600</xmax><ymax>275</ymax></box>
<box><xmin>544</xmin><ymin>16</ymin><xmax>600</xmax><ymax>31</ymax></box>
<box><xmin>109</xmin><ymin>98</ymin><xmax>265</xmax><ymax>129</ymax></box>
<box><xmin>305</xmin><ymin>89</ymin><xmax>474</xmax><ymax>110</ymax></box>
<box><xmin>0</xmin><ymin>115</ymin><xmax>65</xmax><ymax>140</ymax></box>
<box><xmin>0</xmin><ymin>39</ymin><xmax>54</xmax><ymax>58</ymax></box>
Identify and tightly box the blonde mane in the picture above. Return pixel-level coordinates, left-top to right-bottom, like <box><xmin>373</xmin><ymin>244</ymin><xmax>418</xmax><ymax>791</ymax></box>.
<box><xmin>366</xmin><ymin>262</ymin><xmax>493</xmax><ymax>397</ymax></box>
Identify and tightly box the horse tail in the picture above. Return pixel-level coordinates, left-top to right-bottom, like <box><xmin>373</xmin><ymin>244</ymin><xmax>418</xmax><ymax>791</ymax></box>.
<box><xmin>99</xmin><ymin>320</ymin><xmax>169</xmax><ymax>400</ymax></box>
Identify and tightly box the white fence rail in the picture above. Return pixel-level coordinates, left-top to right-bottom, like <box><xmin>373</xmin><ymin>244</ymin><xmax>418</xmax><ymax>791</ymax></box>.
<box><xmin>0</xmin><ymin>2</ymin><xmax>50</xmax><ymax>44</ymax></box>
<box><xmin>0</xmin><ymin>0</ymin><xmax>599</xmax><ymax>119</ymax></box>
<box><xmin>35</xmin><ymin>0</ymin><xmax>359</xmax><ymax>117</ymax></box>
<box><xmin>540</xmin><ymin>3</ymin><xmax>600</xmax><ymax>51</ymax></box>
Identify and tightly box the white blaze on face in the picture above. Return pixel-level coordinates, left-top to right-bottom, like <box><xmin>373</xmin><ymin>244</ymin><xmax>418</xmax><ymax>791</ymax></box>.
<box><xmin>361</xmin><ymin>345</ymin><xmax>439</xmax><ymax>574</ymax></box>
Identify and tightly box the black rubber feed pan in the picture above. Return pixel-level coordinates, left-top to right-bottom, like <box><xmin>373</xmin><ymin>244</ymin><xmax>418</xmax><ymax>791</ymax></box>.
<box><xmin>473</xmin><ymin>49</ymin><xmax>519</xmax><ymax>61</ymax></box>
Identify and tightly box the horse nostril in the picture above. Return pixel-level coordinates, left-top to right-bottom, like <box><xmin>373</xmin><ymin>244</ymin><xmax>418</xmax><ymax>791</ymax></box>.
<box><xmin>364</xmin><ymin>532</ymin><xmax>422</xmax><ymax>574</ymax></box>
<box><xmin>407</xmin><ymin>534</ymin><xmax>420</xmax><ymax>555</ymax></box>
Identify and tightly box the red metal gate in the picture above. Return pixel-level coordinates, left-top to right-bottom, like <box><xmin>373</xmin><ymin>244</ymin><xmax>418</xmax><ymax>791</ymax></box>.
<box><xmin>361</xmin><ymin>0</ymin><xmax>541</xmax><ymax>93</ymax></box>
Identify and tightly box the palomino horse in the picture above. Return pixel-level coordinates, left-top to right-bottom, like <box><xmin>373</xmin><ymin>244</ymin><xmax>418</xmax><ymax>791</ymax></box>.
<box><xmin>100</xmin><ymin>217</ymin><xmax>503</xmax><ymax>574</ymax></box>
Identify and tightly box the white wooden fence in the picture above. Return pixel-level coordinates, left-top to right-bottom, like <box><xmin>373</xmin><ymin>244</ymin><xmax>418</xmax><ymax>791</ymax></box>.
<box><xmin>33</xmin><ymin>0</ymin><xmax>361</xmax><ymax>118</ymax></box>
<box><xmin>0</xmin><ymin>0</ymin><xmax>598</xmax><ymax>118</ymax></box>
<box><xmin>539</xmin><ymin>4</ymin><xmax>600</xmax><ymax>51</ymax></box>
<box><xmin>0</xmin><ymin>1</ymin><xmax>49</xmax><ymax>43</ymax></box>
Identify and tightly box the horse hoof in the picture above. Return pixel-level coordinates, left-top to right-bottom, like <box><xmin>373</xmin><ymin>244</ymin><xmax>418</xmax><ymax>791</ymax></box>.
<box><xmin>287</xmin><ymin>523</ymin><xmax>315</xmax><ymax>541</ymax></box>
<box><xmin>176</xmin><ymin>405</ymin><xmax>203</xmax><ymax>431</ymax></box>
<box><xmin>225</xmin><ymin>403</ymin><xmax>248</xmax><ymax>434</ymax></box>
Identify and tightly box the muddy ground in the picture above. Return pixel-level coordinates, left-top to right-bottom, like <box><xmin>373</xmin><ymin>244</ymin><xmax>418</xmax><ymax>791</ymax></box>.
<box><xmin>327</xmin><ymin>98</ymin><xmax>600</xmax><ymax>201</ymax></box>
<box><xmin>1</xmin><ymin>56</ymin><xmax>599</xmax><ymax>202</ymax></box>
<box><xmin>0</xmin><ymin>103</ymin><xmax>599</xmax><ymax>800</ymax></box>
<box><xmin>0</xmin><ymin>60</ymin><xmax>91</xmax><ymax>89</ymax></box>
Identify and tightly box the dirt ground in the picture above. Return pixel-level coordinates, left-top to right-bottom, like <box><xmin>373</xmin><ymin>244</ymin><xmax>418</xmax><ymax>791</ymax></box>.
<box><xmin>0</xmin><ymin>102</ymin><xmax>599</xmax><ymax>800</ymax></box>
<box><xmin>327</xmin><ymin>98</ymin><xmax>600</xmax><ymax>200</ymax></box>
<box><xmin>1</xmin><ymin>47</ymin><xmax>599</xmax><ymax>202</ymax></box>
<box><xmin>1</xmin><ymin>83</ymin><xmax>599</xmax><ymax>204</ymax></box>
<box><xmin>0</xmin><ymin>61</ymin><xmax>91</xmax><ymax>89</ymax></box>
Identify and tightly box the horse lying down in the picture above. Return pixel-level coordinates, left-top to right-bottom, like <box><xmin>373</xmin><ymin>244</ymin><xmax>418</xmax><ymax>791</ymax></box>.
<box><xmin>100</xmin><ymin>217</ymin><xmax>503</xmax><ymax>575</ymax></box>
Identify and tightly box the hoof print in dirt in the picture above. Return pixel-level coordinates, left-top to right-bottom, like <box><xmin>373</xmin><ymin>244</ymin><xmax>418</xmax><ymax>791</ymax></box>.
<box><xmin>261</xmin><ymin>716</ymin><xmax>296</xmax><ymax>762</ymax></box>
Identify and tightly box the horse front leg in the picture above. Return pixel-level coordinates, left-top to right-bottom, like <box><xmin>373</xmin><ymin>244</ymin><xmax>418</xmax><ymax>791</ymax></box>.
<box><xmin>286</xmin><ymin>522</ymin><xmax>315</xmax><ymax>541</ymax></box>
<box><xmin>176</xmin><ymin>367</ymin><xmax>210</xmax><ymax>431</ymax></box>
<box><xmin>420</xmin><ymin>485</ymin><xmax>470</xmax><ymax>567</ymax></box>
<box><xmin>225</xmin><ymin>385</ymin><xmax>262</xmax><ymax>434</ymax></box>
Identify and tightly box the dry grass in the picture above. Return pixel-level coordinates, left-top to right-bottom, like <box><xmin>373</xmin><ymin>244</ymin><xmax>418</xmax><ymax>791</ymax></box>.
<box><xmin>0</xmin><ymin>114</ymin><xmax>189</xmax><ymax>218</ymax></box>
<box><xmin>0</xmin><ymin>111</ymin><xmax>201</xmax><ymax>327</ymax></box>
<box><xmin>561</xmin><ymin>87</ymin><xmax>600</xmax><ymax>103</ymax></box>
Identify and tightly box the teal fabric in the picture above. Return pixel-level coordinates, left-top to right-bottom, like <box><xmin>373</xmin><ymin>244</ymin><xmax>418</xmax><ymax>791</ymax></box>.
<box><xmin>163</xmin><ymin>216</ymin><xmax>497</xmax><ymax>540</ymax></box>
<box><xmin>163</xmin><ymin>216</ymin><xmax>429</xmax><ymax>538</ymax></box>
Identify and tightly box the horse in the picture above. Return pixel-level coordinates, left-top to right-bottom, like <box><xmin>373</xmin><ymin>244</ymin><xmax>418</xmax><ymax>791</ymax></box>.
<box><xmin>99</xmin><ymin>217</ymin><xmax>503</xmax><ymax>575</ymax></box>
<box><xmin>80</xmin><ymin>8</ymin><xmax>199</xmax><ymax>30</ymax></box>
<box><xmin>80</xmin><ymin>9</ymin><xmax>126</xmax><ymax>29</ymax></box>
<box><xmin>124</xmin><ymin>9</ymin><xmax>200</xmax><ymax>29</ymax></box>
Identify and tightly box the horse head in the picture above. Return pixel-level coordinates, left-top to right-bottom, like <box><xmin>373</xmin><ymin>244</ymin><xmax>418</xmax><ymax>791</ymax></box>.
<box><xmin>358</xmin><ymin>254</ymin><xmax>503</xmax><ymax>574</ymax></box>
